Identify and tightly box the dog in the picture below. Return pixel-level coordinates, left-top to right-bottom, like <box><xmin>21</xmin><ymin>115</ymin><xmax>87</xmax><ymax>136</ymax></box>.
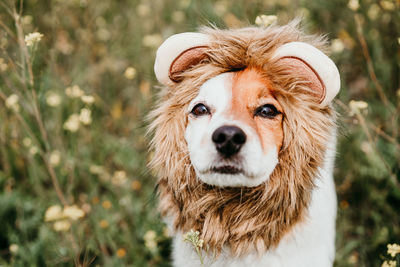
<box><xmin>149</xmin><ymin>21</ymin><xmax>340</xmax><ymax>267</ymax></box>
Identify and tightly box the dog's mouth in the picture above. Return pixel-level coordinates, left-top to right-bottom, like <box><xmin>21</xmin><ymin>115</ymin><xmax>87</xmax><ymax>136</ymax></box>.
<box><xmin>210</xmin><ymin>165</ymin><xmax>243</xmax><ymax>174</ymax></box>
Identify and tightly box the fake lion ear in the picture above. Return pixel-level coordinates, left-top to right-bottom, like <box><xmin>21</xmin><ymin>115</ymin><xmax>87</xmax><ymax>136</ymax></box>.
<box><xmin>154</xmin><ymin>32</ymin><xmax>210</xmax><ymax>85</ymax></box>
<box><xmin>272</xmin><ymin>42</ymin><xmax>340</xmax><ymax>105</ymax></box>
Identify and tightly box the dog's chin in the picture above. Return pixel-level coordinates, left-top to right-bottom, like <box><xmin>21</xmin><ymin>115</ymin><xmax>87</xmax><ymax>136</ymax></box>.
<box><xmin>196</xmin><ymin>167</ymin><xmax>273</xmax><ymax>187</ymax></box>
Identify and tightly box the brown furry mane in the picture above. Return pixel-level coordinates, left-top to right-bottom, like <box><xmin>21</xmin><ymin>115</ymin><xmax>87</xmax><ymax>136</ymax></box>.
<box><xmin>148</xmin><ymin>21</ymin><xmax>336</xmax><ymax>256</ymax></box>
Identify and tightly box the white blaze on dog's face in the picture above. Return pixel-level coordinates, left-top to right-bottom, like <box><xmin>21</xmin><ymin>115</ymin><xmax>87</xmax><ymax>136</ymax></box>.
<box><xmin>185</xmin><ymin>68</ymin><xmax>284</xmax><ymax>187</ymax></box>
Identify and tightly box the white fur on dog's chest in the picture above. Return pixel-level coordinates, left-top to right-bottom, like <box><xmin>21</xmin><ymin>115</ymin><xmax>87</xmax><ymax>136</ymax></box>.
<box><xmin>171</xmin><ymin>138</ymin><xmax>337</xmax><ymax>267</ymax></box>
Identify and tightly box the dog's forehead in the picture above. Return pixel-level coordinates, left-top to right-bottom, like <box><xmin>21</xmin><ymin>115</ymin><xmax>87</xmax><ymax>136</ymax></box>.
<box><xmin>191</xmin><ymin>72</ymin><xmax>234</xmax><ymax>111</ymax></box>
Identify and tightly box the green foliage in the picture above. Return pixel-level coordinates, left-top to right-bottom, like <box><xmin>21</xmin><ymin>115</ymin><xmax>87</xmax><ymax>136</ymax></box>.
<box><xmin>0</xmin><ymin>0</ymin><xmax>398</xmax><ymax>266</ymax></box>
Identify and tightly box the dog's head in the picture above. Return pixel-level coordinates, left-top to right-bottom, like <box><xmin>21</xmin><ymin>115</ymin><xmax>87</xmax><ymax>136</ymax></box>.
<box><xmin>149</xmin><ymin>22</ymin><xmax>339</xmax><ymax>255</ymax></box>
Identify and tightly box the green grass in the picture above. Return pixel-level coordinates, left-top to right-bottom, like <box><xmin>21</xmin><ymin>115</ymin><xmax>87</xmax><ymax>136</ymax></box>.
<box><xmin>0</xmin><ymin>0</ymin><xmax>399</xmax><ymax>266</ymax></box>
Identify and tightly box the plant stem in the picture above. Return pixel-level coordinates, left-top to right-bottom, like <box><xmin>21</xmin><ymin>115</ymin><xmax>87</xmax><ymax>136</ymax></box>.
<box><xmin>354</xmin><ymin>14</ymin><xmax>390</xmax><ymax>108</ymax></box>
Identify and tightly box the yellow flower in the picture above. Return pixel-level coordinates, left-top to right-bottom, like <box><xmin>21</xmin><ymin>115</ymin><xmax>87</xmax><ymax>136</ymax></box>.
<box><xmin>102</xmin><ymin>200</ymin><xmax>112</xmax><ymax>209</ymax></box>
<box><xmin>124</xmin><ymin>67</ymin><xmax>137</xmax><ymax>80</ymax></box>
<box><xmin>5</xmin><ymin>94</ymin><xmax>20</xmax><ymax>112</ymax></box>
<box><xmin>49</xmin><ymin>150</ymin><xmax>61</xmax><ymax>166</ymax></box>
<box><xmin>53</xmin><ymin>220</ymin><xmax>71</xmax><ymax>232</ymax></box>
<box><xmin>116</xmin><ymin>248</ymin><xmax>127</xmax><ymax>258</ymax></box>
<box><xmin>63</xmin><ymin>114</ymin><xmax>80</xmax><ymax>132</ymax></box>
<box><xmin>63</xmin><ymin>205</ymin><xmax>85</xmax><ymax>220</ymax></box>
<box><xmin>79</xmin><ymin>108</ymin><xmax>92</xmax><ymax>125</ymax></box>
<box><xmin>24</xmin><ymin>32</ymin><xmax>44</xmax><ymax>47</ymax></box>
<box><xmin>388</xmin><ymin>243</ymin><xmax>400</xmax><ymax>257</ymax></box>
<box><xmin>46</xmin><ymin>92</ymin><xmax>61</xmax><ymax>107</ymax></box>
<box><xmin>131</xmin><ymin>180</ymin><xmax>142</xmax><ymax>191</ymax></box>
<box><xmin>81</xmin><ymin>95</ymin><xmax>95</xmax><ymax>104</ymax></box>
<box><xmin>255</xmin><ymin>15</ymin><xmax>277</xmax><ymax>27</ymax></box>
<box><xmin>347</xmin><ymin>0</ymin><xmax>359</xmax><ymax>11</ymax></box>
<box><xmin>99</xmin><ymin>219</ymin><xmax>109</xmax><ymax>228</ymax></box>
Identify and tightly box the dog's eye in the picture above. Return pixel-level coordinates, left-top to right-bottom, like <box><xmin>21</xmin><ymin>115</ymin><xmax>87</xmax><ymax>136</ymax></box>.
<box><xmin>191</xmin><ymin>103</ymin><xmax>210</xmax><ymax>117</ymax></box>
<box><xmin>254</xmin><ymin>104</ymin><xmax>280</xmax><ymax>118</ymax></box>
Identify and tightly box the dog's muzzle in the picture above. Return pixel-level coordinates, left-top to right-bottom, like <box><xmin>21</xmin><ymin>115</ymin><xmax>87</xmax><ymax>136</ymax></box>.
<box><xmin>212</xmin><ymin>125</ymin><xmax>246</xmax><ymax>158</ymax></box>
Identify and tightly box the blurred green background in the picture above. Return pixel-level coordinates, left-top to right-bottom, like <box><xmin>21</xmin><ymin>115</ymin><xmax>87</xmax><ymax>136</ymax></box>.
<box><xmin>0</xmin><ymin>0</ymin><xmax>399</xmax><ymax>266</ymax></box>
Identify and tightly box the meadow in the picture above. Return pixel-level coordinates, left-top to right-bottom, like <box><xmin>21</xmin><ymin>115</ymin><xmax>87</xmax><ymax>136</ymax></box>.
<box><xmin>0</xmin><ymin>0</ymin><xmax>399</xmax><ymax>266</ymax></box>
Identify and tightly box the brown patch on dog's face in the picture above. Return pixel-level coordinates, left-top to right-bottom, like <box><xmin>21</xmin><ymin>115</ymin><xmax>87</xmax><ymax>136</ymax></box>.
<box><xmin>230</xmin><ymin>68</ymin><xmax>283</xmax><ymax>152</ymax></box>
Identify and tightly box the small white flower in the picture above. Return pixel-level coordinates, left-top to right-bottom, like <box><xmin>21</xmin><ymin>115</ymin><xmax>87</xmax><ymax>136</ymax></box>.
<box><xmin>63</xmin><ymin>205</ymin><xmax>85</xmax><ymax>220</ymax></box>
<box><xmin>163</xmin><ymin>226</ymin><xmax>171</xmax><ymax>237</ymax></box>
<box><xmin>348</xmin><ymin>0</ymin><xmax>360</xmax><ymax>11</ymax></box>
<box><xmin>144</xmin><ymin>230</ymin><xmax>157</xmax><ymax>242</ymax></box>
<box><xmin>22</xmin><ymin>15</ymin><xmax>33</xmax><ymax>25</ymax></box>
<box><xmin>255</xmin><ymin>15</ymin><xmax>277</xmax><ymax>27</ymax></box>
<box><xmin>143</xmin><ymin>34</ymin><xmax>163</xmax><ymax>48</ymax></box>
<box><xmin>79</xmin><ymin>108</ymin><xmax>92</xmax><ymax>125</ymax></box>
<box><xmin>23</xmin><ymin>137</ymin><xmax>32</xmax><ymax>147</ymax></box>
<box><xmin>9</xmin><ymin>244</ymin><xmax>19</xmax><ymax>254</ymax></box>
<box><xmin>89</xmin><ymin>165</ymin><xmax>105</xmax><ymax>174</ymax></box>
<box><xmin>387</xmin><ymin>243</ymin><xmax>400</xmax><ymax>257</ymax></box>
<box><xmin>367</xmin><ymin>4</ymin><xmax>380</xmax><ymax>20</ymax></box>
<box><xmin>5</xmin><ymin>94</ymin><xmax>20</xmax><ymax>112</ymax></box>
<box><xmin>63</xmin><ymin>114</ymin><xmax>80</xmax><ymax>132</ymax></box>
<box><xmin>349</xmin><ymin>100</ymin><xmax>368</xmax><ymax>115</ymax></box>
<box><xmin>46</xmin><ymin>92</ymin><xmax>61</xmax><ymax>107</ymax></box>
<box><xmin>81</xmin><ymin>95</ymin><xmax>95</xmax><ymax>104</ymax></box>
<box><xmin>97</xmin><ymin>28</ymin><xmax>111</xmax><ymax>41</ymax></box>
<box><xmin>331</xmin><ymin>39</ymin><xmax>345</xmax><ymax>53</ymax></box>
<box><xmin>124</xmin><ymin>67</ymin><xmax>137</xmax><ymax>80</ymax></box>
<box><xmin>29</xmin><ymin>146</ymin><xmax>39</xmax><ymax>155</ymax></box>
<box><xmin>24</xmin><ymin>32</ymin><xmax>44</xmax><ymax>47</ymax></box>
<box><xmin>382</xmin><ymin>260</ymin><xmax>397</xmax><ymax>267</ymax></box>
<box><xmin>65</xmin><ymin>85</ymin><xmax>84</xmax><ymax>98</ymax></box>
<box><xmin>380</xmin><ymin>0</ymin><xmax>395</xmax><ymax>11</ymax></box>
<box><xmin>45</xmin><ymin>205</ymin><xmax>63</xmax><ymax>222</ymax></box>
<box><xmin>136</xmin><ymin>4</ymin><xmax>151</xmax><ymax>17</ymax></box>
<box><xmin>144</xmin><ymin>230</ymin><xmax>158</xmax><ymax>250</ymax></box>
<box><xmin>172</xmin><ymin>11</ymin><xmax>185</xmax><ymax>23</ymax></box>
<box><xmin>0</xmin><ymin>58</ymin><xmax>8</xmax><ymax>72</ymax></box>
<box><xmin>49</xmin><ymin>150</ymin><xmax>61</xmax><ymax>166</ymax></box>
<box><xmin>112</xmin><ymin>170</ymin><xmax>128</xmax><ymax>185</ymax></box>
<box><xmin>53</xmin><ymin>220</ymin><xmax>71</xmax><ymax>232</ymax></box>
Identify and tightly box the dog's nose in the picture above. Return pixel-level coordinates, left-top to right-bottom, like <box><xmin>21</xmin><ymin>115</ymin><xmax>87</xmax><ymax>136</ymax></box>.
<box><xmin>212</xmin><ymin>125</ymin><xmax>246</xmax><ymax>158</ymax></box>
